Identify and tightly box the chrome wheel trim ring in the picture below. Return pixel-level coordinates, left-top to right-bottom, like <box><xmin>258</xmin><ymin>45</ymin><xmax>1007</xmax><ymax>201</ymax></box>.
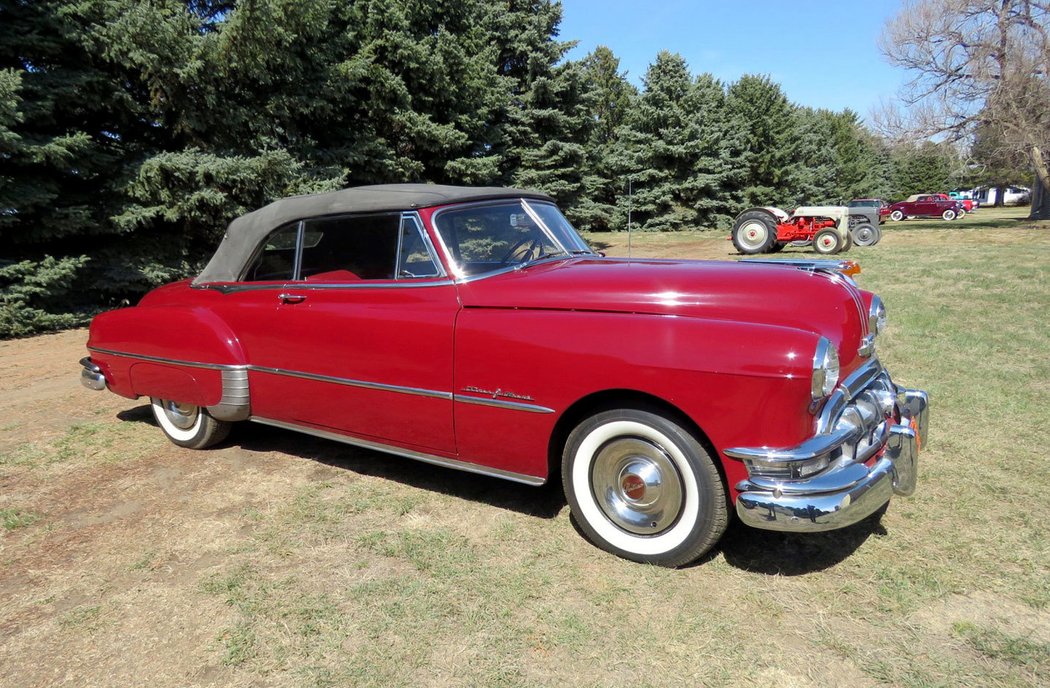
<box><xmin>737</xmin><ymin>221</ymin><xmax>769</xmax><ymax>250</ymax></box>
<box><xmin>163</xmin><ymin>400</ymin><xmax>199</xmax><ymax>430</ymax></box>
<box><xmin>590</xmin><ymin>437</ymin><xmax>684</xmax><ymax>535</ymax></box>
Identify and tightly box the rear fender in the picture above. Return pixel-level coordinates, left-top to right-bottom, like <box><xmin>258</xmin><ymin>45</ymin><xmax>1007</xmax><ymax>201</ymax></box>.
<box><xmin>87</xmin><ymin>305</ymin><xmax>250</xmax><ymax>421</ymax></box>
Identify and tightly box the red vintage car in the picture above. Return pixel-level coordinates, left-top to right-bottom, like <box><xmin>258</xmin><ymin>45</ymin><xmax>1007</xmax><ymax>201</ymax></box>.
<box><xmin>932</xmin><ymin>193</ymin><xmax>975</xmax><ymax>212</ymax></box>
<box><xmin>887</xmin><ymin>194</ymin><xmax>966</xmax><ymax>221</ymax></box>
<box><xmin>80</xmin><ymin>185</ymin><xmax>929</xmax><ymax>567</ymax></box>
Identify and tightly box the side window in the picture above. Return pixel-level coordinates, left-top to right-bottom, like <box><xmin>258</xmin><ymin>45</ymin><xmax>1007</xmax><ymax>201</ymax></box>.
<box><xmin>301</xmin><ymin>213</ymin><xmax>401</xmax><ymax>282</ymax></box>
<box><xmin>242</xmin><ymin>222</ymin><xmax>300</xmax><ymax>282</ymax></box>
<box><xmin>397</xmin><ymin>216</ymin><xmax>440</xmax><ymax>278</ymax></box>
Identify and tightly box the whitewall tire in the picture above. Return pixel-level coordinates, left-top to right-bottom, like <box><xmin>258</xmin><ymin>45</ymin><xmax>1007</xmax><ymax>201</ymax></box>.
<box><xmin>562</xmin><ymin>408</ymin><xmax>728</xmax><ymax>567</ymax></box>
<box><xmin>151</xmin><ymin>398</ymin><xmax>232</xmax><ymax>449</ymax></box>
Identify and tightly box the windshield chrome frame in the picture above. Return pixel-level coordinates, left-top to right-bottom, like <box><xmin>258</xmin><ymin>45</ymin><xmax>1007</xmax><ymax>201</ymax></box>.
<box><xmin>429</xmin><ymin>198</ymin><xmax>589</xmax><ymax>283</ymax></box>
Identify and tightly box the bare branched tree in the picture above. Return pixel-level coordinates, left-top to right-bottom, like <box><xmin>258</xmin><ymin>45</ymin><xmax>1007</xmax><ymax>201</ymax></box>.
<box><xmin>880</xmin><ymin>0</ymin><xmax>1050</xmax><ymax>218</ymax></box>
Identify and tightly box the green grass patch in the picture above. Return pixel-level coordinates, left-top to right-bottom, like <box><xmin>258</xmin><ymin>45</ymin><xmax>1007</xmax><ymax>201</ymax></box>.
<box><xmin>1</xmin><ymin>508</ymin><xmax>39</xmax><ymax>531</ymax></box>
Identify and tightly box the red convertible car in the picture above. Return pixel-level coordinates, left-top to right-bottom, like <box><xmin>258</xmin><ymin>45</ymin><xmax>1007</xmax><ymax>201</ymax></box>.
<box><xmin>81</xmin><ymin>185</ymin><xmax>928</xmax><ymax>567</ymax></box>
<box><xmin>887</xmin><ymin>194</ymin><xmax>966</xmax><ymax>221</ymax></box>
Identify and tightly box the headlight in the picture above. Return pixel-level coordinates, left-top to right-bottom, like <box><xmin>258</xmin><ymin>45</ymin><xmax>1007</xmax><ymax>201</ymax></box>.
<box><xmin>869</xmin><ymin>295</ymin><xmax>887</xmax><ymax>335</ymax></box>
<box><xmin>811</xmin><ymin>337</ymin><xmax>839</xmax><ymax>401</ymax></box>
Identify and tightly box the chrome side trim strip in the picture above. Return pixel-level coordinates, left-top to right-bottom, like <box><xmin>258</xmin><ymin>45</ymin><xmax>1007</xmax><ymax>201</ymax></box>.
<box><xmin>91</xmin><ymin>348</ymin><xmax>556</xmax><ymax>414</ymax></box>
<box><xmin>249</xmin><ymin>366</ymin><xmax>453</xmax><ymax>400</ymax></box>
<box><xmin>453</xmin><ymin>394</ymin><xmax>556</xmax><ymax>414</ymax></box>
<box><xmin>88</xmin><ymin>348</ymin><xmax>451</xmax><ymax>401</ymax></box>
<box><xmin>250</xmin><ymin>416</ymin><xmax>546</xmax><ymax>486</ymax></box>
<box><xmin>88</xmin><ymin>347</ymin><xmax>247</xmax><ymax>371</ymax></box>
<box><xmin>198</xmin><ymin>280</ymin><xmax>455</xmax><ymax>294</ymax></box>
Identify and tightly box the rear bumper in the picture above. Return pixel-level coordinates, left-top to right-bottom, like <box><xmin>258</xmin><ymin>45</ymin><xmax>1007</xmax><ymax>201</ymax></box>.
<box><xmin>80</xmin><ymin>357</ymin><xmax>106</xmax><ymax>391</ymax></box>
<box><xmin>732</xmin><ymin>384</ymin><xmax>928</xmax><ymax>533</ymax></box>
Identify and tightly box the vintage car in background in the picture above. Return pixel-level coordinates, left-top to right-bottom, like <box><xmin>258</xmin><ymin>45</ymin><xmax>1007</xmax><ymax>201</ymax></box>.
<box><xmin>887</xmin><ymin>194</ymin><xmax>966</xmax><ymax>221</ymax></box>
<box><xmin>935</xmin><ymin>193</ymin><xmax>976</xmax><ymax>212</ymax></box>
<box><xmin>81</xmin><ymin>185</ymin><xmax>928</xmax><ymax>567</ymax></box>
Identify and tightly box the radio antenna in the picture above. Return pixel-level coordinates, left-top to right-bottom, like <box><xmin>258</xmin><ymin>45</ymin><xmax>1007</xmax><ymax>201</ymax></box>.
<box><xmin>627</xmin><ymin>177</ymin><xmax>633</xmax><ymax>261</ymax></box>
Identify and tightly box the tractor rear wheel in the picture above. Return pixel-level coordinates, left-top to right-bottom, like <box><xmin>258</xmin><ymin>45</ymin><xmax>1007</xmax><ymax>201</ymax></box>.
<box><xmin>852</xmin><ymin>223</ymin><xmax>878</xmax><ymax>246</ymax></box>
<box><xmin>812</xmin><ymin>229</ymin><xmax>841</xmax><ymax>255</ymax></box>
<box><xmin>731</xmin><ymin>210</ymin><xmax>778</xmax><ymax>254</ymax></box>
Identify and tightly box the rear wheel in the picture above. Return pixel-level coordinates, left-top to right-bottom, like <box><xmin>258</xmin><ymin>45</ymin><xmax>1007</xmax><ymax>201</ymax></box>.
<box><xmin>890</xmin><ymin>210</ymin><xmax>904</xmax><ymax>221</ymax></box>
<box><xmin>562</xmin><ymin>408</ymin><xmax>728</xmax><ymax>567</ymax></box>
<box><xmin>852</xmin><ymin>223</ymin><xmax>878</xmax><ymax>246</ymax></box>
<box><xmin>151</xmin><ymin>398</ymin><xmax>231</xmax><ymax>449</ymax></box>
<box><xmin>812</xmin><ymin>229</ymin><xmax>841</xmax><ymax>255</ymax></box>
<box><xmin>941</xmin><ymin>209</ymin><xmax>957</xmax><ymax>221</ymax></box>
<box><xmin>731</xmin><ymin>210</ymin><xmax>778</xmax><ymax>254</ymax></box>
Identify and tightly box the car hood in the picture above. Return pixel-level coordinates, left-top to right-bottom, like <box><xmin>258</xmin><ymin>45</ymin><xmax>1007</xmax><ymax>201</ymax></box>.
<box><xmin>456</xmin><ymin>257</ymin><xmax>870</xmax><ymax>371</ymax></box>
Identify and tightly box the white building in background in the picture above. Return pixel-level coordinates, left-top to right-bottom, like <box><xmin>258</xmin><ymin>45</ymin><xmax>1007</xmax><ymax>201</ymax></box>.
<box><xmin>973</xmin><ymin>185</ymin><xmax>1031</xmax><ymax>206</ymax></box>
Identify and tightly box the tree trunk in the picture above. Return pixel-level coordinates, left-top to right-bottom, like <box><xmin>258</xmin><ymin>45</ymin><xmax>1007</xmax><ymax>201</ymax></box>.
<box><xmin>1029</xmin><ymin>145</ymin><xmax>1050</xmax><ymax>220</ymax></box>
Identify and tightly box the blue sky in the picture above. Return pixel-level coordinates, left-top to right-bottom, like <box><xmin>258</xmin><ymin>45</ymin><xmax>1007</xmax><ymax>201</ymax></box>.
<box><xmin>559</xmin><ymin>0</ymin><xmax>909</xmax><ymax>122</ymax></box>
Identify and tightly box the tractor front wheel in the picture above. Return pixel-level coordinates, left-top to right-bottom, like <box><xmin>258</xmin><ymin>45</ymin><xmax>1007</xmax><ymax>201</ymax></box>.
<box><xmin>731</xmin><ymin>210</ymin><xmax>778</xmax><ymax>254</ymax></box>
<box><xmin>812</xmin><ymin>229</ymin><xmax>841</xmax><ymax>255</ymax></box>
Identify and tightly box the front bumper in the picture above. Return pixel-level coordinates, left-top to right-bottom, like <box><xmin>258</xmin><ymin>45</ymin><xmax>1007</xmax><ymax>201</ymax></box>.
<box><xmin>728</xmin><ymin>367</ymin><xmax>928</xmax><ymax>533</ymax></box>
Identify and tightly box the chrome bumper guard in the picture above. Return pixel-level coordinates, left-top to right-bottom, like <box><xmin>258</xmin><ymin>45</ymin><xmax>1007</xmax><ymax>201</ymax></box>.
<box><xmin>79</xmin><ymin>357</ymin><xmax>106</xmax><ymax>391</ymax></box>
<box><xmin>729</xmin><ymin>369</ymin><xmax>929</xmax><ymax>533</ymax></box>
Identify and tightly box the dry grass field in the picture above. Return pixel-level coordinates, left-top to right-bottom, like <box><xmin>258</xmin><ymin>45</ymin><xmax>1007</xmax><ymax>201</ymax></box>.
<box><xmin>1</xmin><ymin>207</ymin><xmax>1048</xmax><ymax>687</ymax></box>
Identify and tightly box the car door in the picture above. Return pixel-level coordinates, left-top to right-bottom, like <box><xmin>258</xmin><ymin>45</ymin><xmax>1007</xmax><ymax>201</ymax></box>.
<box><xmin>238</xmin><ymin>212</ymin><xmax>459</xmax><ymax>454</ymax></box>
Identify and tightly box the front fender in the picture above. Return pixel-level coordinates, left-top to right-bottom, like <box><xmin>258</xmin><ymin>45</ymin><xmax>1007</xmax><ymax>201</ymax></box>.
<box><xmin>453</xmin><ymin>308</ymin><xmax>821</xmax><ymax>481</ymax></box>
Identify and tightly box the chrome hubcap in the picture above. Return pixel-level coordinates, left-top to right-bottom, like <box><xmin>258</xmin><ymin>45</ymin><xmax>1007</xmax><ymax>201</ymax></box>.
<box><xmin>738</xmin><ymin>221</ymin><xmax>768</xmax><ymax>249</ymax></box>
<box><xmin>163</xmin><ymin>400</ymin><xmax>199</xmax><ymax>430</ymax></box>
<box><xmin>591</xmin><ymin>437</ymin><xmax>684</xmax><ymax>535</ymax></box>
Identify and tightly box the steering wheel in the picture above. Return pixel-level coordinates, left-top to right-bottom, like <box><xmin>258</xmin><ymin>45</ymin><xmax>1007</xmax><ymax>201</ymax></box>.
<box><xmin>498</xmin><ymin>236</ymin><xmax>542</xmax><ymax>265</ymax></box>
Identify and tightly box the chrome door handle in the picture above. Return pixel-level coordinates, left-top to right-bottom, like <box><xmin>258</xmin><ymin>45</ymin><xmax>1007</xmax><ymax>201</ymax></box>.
<box><xmin>278</xmin><ymin>293</ymin><xmax>307</xmax><ymax>304</ymax></box>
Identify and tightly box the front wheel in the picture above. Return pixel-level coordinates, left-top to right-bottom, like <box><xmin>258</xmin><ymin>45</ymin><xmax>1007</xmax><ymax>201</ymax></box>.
<box><xmin>941</xmin><ymin>209</ymin><xmax>957</xmax><ymax>221</ymax></box>
<box><xmin>890</xmin><ymin>210</ymin><xmax>904</xmax><ymax>221</ymax></box>
<box><xmin>812</xmin><ymin>229</ymin><xmax>842</xmax><ymax>255</ymax></box>
<box><xmin>151</xmin><ymin>398</ymin><xmax>232</xmax><ymax>449</ymax></box>
<box><xmin>562</xmin><ymin>408</ymin><xmax>728</xmax><ymax>567</ymax></box>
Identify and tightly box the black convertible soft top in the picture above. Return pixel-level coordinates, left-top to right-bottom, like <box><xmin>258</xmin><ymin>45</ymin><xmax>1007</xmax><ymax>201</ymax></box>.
<box><xmin>193</xmin><ymin>184</ymin><xmax>552</xmax><ymax>285</ymax></box>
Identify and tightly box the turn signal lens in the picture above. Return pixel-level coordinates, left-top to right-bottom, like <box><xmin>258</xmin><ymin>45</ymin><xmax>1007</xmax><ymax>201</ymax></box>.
<box><xmin>840</xmin><ymin>260</ymin><xmax>861</xmax><ymax>277</ymax></box>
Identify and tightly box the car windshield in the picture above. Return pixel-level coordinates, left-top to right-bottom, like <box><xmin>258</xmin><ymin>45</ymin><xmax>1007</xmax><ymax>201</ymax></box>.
<box><xmin>432</xmin><ymin>200</ymin><xmax>593</xmax><ymax>278</ymax></box>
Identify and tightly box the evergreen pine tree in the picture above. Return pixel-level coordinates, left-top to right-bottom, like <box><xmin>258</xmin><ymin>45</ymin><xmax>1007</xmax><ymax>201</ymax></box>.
<box><xmin>726</xmin><ymin>74</ymin><xmax>796</xmax><ymax>207</ymax></box>
<box><xmin>573</xmin><ymin>46</ymin><xmax>636</xmax><ymax>231</ymax></box>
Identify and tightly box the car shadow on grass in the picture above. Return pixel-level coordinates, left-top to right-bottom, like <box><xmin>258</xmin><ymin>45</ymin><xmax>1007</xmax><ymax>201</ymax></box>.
<box><xmin>118</xmin><ymin>405</ymin><xmax>884</xmax><ymax>562</ymax></box>
<box><xmin>716</xmin><ymin>508</ymin><xmax>888</xmax><ymax>575</ymax></box>
<box><xmin>117</xmin><ymin>405</ymin><xmax>566</xmax><ymax>520</ymax></box>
